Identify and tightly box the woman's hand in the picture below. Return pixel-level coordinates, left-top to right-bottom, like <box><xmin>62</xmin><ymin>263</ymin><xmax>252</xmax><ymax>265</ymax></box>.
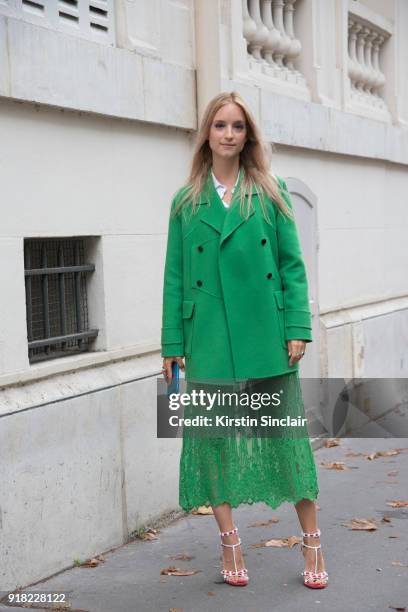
<box><xmin>162</xmin><ymin>356</ymin><xmax>185</xmax><ymax>383</ymax></box>
<box><xmin>287</xmin><ymin>340</ymin><xmax>306</xmax><ymax>367</ymax></box>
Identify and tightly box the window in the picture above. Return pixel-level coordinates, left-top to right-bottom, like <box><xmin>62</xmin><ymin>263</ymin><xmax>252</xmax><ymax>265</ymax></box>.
<box><xmin>24</xmin><ymin>238</ymin><xmax>98</xmax><ymax>363</ymax></box>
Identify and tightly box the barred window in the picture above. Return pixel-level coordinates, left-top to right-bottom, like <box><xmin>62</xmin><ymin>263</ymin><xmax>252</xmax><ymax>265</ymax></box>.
<box><xmin>0</xmin><ymin>0</ymin><xmax>115</xmax><ymax>46</ymax></box>
<box><xmin>24</xmin><ymin>238</ymin><xmax>99</xmax><ymax>363</ymax></box>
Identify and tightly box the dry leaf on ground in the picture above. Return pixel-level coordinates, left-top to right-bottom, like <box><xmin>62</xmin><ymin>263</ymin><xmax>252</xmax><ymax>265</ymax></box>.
<box><xmin>366</xmin><ymin>450</ymin><xmax>400</xmax><ymax>460</ymax></box>
<box><xmin>248</xmin><ymin>518</ymin><xmax>279</xmax><ymax>527</ymax></box>
<box><xmin>80</xmin><ymin>554</ymin><xmax>106</xmax><ymax>568</ymax></box>
<box><xmin>381</xmin><ymin>516</ymin><xmax>392</xmax><ymax>523</ymax></box>
<box><xmin>345</xmin><ymin>451</ymin><xmax>364</xmax><ymax>457</ymax></box>
<box><xmin>391</xmin><ymin>561</ymin><xmax>408</xmax><ymax>567</ymax></box>
<box><xmin>191</xmin><ymin>506</ymin><xmax>214</xmax><ymax>515</ymax></box>
<box><xmin>386</xmin><ymin>500</ymin><xmax>408</xmax><ymax>508</ymax></box>
<box><xmin>343</xmin><ymin>518</ymin><xmax>377</xmax><ymax>531</ymax></box>
<box><xmin>161</xmin><ymin>565</ymin><xmax>200</xmax><ymax>576</ymax></box>
<box><xmin>251</xmin><ymin>536</ymin><xmax>301</xmax><ymax>548</ymax></box>
<box><xmin>324</xmin><ymin>438</ymin><xmax>341</xmax><ymax>447</ymax></box>
<box><xmin>169</xmin><ymin>553</ymin><xmax>195</xmax><ymax>561</ymax></box>
<box><xmin>320</xmin><ymin>461</ymin><xmax>352</xmax><ymax>470</ymax></box>
<box><xmin>388</xmin><ymin>606</ymin><xmax>406</xmax><ymax>612</ymax></box>
<box><xmin>387</xmin><ymin>471</ymin><xmax>399</xmax><ymax>477</ymax></box>
<box><xmin>139</xmin><ymin>528</ymin><xmax>159</xmax><ymax>541</ymax></box>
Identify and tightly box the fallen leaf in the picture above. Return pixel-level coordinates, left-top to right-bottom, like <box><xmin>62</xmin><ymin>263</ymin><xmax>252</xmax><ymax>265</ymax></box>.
<box><xmin>366</xmin><ymin>450</ymin><xmax>399</xmax><ymax>460</ymax></box>
<box><xmin>140</xmin><ymin>530</ymin><xmax>159</xmax><ymax>541</ymax></box>
<box><xmin>381</xmin><ymin>516</ymin><xmax>392</xmax><ymax>523</ymax></box>
<box><xmin>388</xmin><ymin>535</ymin><xmax>399</xmax><ymax>539</ymax></box>
<box><xmin>248</xmin><ymin>518</ymin><xmax>279</xmax><ymax>527</ymax></box>
<box><xmin>191</xmin><ymin>506</ymin><xmax>214</xmax><ymax>515</ymax></box>
<box><xmin>161</xmin><ymin>565</ymin><xmax>200</xmax><ymax>576</ymax></box>
<box><xmin>265</xmin><ymin>539</ymin><xmax>287</xmax><ymax>547</ymax></box>
<box><xmin>324</xmin><ymin>438</ymin><xmax>341</xmax><ymax>447</ymax></box>
<box><xmin>386</xmin><ymin>500</ymin><xmax>408</xmax><ymax>508</ymax></box>
<box><xmin>169</xmin><ymin>609</ymin><xmax>184</xmax><ymax>612</ymax></box>
<box><xmin>388</xmin><ymin>606</ymin><xmax>406</xmax><ymax>612</ymax></box>
<box><xmin>286</xmin><ymin>535</ymin><xmax>301</xmax><ymax>548</ymax></box>
<box><xmin>387</xmin><ymin>471</ymin><xmax>399</xmax><ymax>477</ymax></box>
<box><xmin>345</xmin><ymin>451</ymin><xmax>364</xmax><ymax>457</ymax></box>
<box><xmin>391</xmin><ymin>561</ymin><xmax>408</xmax><ymax>567</ymax></box>
<box><xmin>207</xmin><ymin>591</ymin><xmax>216</xmax><ymax>596</ymax></box>
<box><xmin>169</xmin><ymin>553</ymin><xmax>195</xmax><ymax>561</ymax></box>
<box><xmin>343</xmin><ymin>518</ymin><xmax>377</xmax><ymax>531</ymax></box>
<box><xmin>252</xmin><ymin>536</ymin><xmax>301</xmax><ymax>548</ymax></box>
<box><xmin>80</xmin><ymin>557</ymin><xmax>100</xmax><ymax>567</ymax></box>
<box><xmin>319</xmin><ymin>461</ymin><xmax>351</xmax><ymax>470</ymax></box>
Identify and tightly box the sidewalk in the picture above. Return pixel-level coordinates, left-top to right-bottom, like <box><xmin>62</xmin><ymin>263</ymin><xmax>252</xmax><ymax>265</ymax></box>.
<box><xmin>2</xmin><ymin>437</ymin><xmax>407</xmax><ymax>612</ymax></box>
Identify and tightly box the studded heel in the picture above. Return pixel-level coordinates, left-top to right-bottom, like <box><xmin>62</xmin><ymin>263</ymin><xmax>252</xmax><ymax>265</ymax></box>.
<box><xmin>300</xmin><ymin>528</ymin><xmax>328</xmax><ymax>588</ymax></box>
<box><xmin>219</xmin><ymin>526</ymin><xmax>249</xmax><ymax>586</ymax></box>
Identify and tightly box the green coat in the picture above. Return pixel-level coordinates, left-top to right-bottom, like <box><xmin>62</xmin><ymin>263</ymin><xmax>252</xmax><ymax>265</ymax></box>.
<box><xmin>161</xmin><ymin>170</ymin><xmax>313</xmax><ymax>382</ymax></box>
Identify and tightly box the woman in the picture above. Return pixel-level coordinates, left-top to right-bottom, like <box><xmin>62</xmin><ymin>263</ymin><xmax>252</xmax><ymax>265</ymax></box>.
<box><xmin>161</xmin><ymin>92</ymin><xmax>328</xmax><ymax>589</ymax></box>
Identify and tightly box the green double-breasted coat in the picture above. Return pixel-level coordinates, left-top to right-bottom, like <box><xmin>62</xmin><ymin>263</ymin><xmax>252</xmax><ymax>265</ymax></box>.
<box><xmin>161</xmin><ymin>170</ymin><xmax>313</xmax><ymax>382</ymax></box>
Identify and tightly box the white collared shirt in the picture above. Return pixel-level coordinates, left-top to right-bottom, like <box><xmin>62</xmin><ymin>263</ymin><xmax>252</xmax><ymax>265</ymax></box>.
<box><xmin>211</xmin><ymin>168</ymin><xmax>241</xmax><ymax>208</ymax></box>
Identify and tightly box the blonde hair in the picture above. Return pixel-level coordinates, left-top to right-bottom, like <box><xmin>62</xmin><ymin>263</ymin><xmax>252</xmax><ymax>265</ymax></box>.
<box><xmin>172</xmin><ymin>91</ymin><xmax>293</xmax><ymax>223</ymax></box>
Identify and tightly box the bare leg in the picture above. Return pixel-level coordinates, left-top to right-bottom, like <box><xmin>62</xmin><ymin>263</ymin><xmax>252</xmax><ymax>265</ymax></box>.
<box><xmin>212</xmin><ymin>502</ymin><xmax>246</xmax><ymax>583</ymax></box>
<box><xmin>294</xmin><ymin>499</ymin><xmax>326</xmax><ymax>574</ymax></box>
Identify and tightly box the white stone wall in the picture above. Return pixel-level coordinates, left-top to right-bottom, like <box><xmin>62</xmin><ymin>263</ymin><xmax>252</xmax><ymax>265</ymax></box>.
<box><xmin>0</xmin><ymin>98</ymin><xmax>193</xmax><ymax>590</ymax></box>
<box><xmin>0</xmin><ymin>1</ymin><xmax>196</xmax><ymax>128</ymax></box>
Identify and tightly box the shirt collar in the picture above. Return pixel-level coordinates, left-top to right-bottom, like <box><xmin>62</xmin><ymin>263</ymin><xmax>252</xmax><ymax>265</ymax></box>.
<box><xmin>211</xmin><ymin>167</ymin><xmax>241</xmax><ymax>192</ymax></box>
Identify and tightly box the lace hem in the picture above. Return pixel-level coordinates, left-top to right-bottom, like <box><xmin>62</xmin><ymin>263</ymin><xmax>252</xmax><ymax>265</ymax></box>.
<box><xmin>180</xmin><ymin>490</ymin><xmax>319</xmax><ymax>513</ymax></box>
<box><xmin>178</xmin><ymin>372</ymin><xmax>320</xmax><ymax>513</ymax></box>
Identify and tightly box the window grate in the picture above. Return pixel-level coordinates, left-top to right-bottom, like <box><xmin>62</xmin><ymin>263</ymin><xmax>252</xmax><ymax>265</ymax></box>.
<box><xmin>24</xmin><ymin>238</ymin><xmax>98</xmax><ymax>363</ymax></box>
<box><xmin>0</xmin><ymin>0</ymin><xmax>115</xmax><ymax>45</ymax></box>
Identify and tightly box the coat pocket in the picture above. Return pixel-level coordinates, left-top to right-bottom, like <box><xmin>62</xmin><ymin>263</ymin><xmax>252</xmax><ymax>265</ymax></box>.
<box><xmin>182</xmin><ymin>300</ymin><xmax>195</xmax><ymax>357</ymax></box>
<box><xmin>273</xmin><ymin>290</ymin><xmax>287</xmax><ymax>350</ymax></box>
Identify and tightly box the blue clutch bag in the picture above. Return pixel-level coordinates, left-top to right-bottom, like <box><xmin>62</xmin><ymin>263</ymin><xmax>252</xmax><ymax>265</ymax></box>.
<box><xmin>167</xmin><ymin>361</ymin><xmax>180</xmax><ymax>396</ymax></box>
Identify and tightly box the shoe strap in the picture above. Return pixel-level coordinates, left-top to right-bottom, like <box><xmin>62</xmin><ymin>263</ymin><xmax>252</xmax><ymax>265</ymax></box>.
<box><xmin>221</xmin><ymin>538</ymin><xmax>242</xmax><ymax>548</ymax></box>
<box><xmin>221</xmin><ymin>568</ymin><xmax>248</xmax><ymax>577</ymax></box>
<box><xmin>302</xmin><ymin>542</ymin><xmax>321</xmax><ymax>550</ymax></box>
<box><xmin>301</xmin><ymin>530</ymin><xmax>323</xmax><ymax>574</ymax></box>
<box><xmin>219</xmin><ymin>526</ymin><xmax>238</xmax><ymax>537</ymax></box>
<box><xmin>302</xmin><ymin>528</ymin><xmax>320</xmax><ymax>538</ymax></box>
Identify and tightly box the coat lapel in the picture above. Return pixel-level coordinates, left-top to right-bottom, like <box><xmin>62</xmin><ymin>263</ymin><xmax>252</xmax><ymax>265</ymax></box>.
<box><xmin>198</xmin><ymin>173</ymin><xmax>227</xmax><ymax>234</ymax></box>
<box><xmin>220</xmin><ymin>171</ymin><xmax>258</xmax><ymax>245</ymax></box>
<box><xmin>197</xmin><ymin>169</ymin><xmax>259</xmax><ymax>243</ymax></box>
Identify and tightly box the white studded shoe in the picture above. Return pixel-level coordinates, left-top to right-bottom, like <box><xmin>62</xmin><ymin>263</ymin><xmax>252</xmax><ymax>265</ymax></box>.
<box><xmin>300</xmin><ymin>528</ymin><xmax>329</xmax><ymax>588</ymax></box>
<box><xmin>219</xmin><ymin>526</ymin><xmax>249</xmax><ymax>586</ymax></box>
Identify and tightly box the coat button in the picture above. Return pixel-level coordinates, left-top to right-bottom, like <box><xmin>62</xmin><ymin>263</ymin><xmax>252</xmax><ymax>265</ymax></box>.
<box><xmin>198</xmin><ymin>245</ymin><xmax>204</xmax><ymax>252</ymax></box>
<box><xmin>267</xmin><ymin>272</ymin><xmax>273</xmax><ymax>279</ymax></box>
<box><xmin>196</xmin><ymin>280</ymin><xmax>203</xmax><ymax>287</ymax></box>
<box><xmin>261</xmin><ymin>238</ymin><xmax>267</xmax><ymax>245</ymax></box>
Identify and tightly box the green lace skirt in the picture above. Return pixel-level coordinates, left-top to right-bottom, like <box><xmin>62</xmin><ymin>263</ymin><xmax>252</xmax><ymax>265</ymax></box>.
<box><xmin>179</xmin><ymin>372</ymin><xmax>319</xmax><ymax>511</ymax></box>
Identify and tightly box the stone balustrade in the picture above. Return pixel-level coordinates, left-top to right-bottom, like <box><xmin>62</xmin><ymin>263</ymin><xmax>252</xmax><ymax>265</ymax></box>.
<box><xmin>348</xmin><ymin>15</ymin><xmax>389</xmax><ymax>112</ymax></box>
<box><xmin>242</xmin><ymin>0</ymin><xmax>306</xmax><ymax>88</ymax></box>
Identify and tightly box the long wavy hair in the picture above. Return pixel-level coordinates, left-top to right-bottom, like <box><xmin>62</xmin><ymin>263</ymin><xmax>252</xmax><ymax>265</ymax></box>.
<box><xmin>172</xmin><ymin>91</ymin><xmax>293</xmax><ymax>223</ymax></box>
